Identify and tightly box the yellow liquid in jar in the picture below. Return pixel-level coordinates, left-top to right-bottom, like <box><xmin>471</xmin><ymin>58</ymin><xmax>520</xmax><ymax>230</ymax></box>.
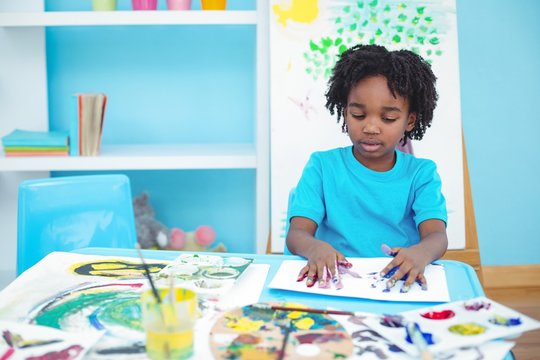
<box><xmin>146</xmin><ymin>328</ymin><xmax>193</xmax><ymax>360</ymax></box>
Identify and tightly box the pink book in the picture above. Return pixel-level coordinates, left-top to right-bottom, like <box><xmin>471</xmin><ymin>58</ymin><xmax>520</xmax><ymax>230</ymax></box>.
<box><xmin>5</xmin><ymin>151</ymin><xmax>69</xmax><ymax>157</ymax></box>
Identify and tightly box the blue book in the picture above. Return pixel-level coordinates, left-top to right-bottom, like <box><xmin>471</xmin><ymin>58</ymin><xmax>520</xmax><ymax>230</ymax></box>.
<box><xmin>1</xmin><ymin>129</ymin><xmax>69</xmax><ymax>147</ymax></box>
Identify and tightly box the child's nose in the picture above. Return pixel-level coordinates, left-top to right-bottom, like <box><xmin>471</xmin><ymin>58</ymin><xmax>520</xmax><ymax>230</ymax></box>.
<box><xmin>362</xmin><ymin>120</ymin><xmax>380</xmax><ymax>134</ymax></box>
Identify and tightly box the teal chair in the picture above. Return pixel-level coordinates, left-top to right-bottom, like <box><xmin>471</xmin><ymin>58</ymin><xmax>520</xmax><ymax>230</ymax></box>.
<box><xmin>284</xmin><ymin>188</ymin><xmax>296</xmax><ymax>255</ymax></box>
<box><xmin>17</xmin><ymin>174</ymin><xmax>137</xmax><ymax>275</ymax></box>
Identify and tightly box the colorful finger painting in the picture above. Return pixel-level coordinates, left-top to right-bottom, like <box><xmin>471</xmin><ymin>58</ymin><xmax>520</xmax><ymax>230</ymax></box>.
<box><xmin>331</xmin><ymin>312</ymin><xmax>516</xmax><ymax>360</ymax></box>
<box><xmin>209</xmin><ymin>302</ymin><xmax>353</xmax><ymax>359</ymax></box>
<box><xmin>363</xmin><ymin>296</ymin><xmax>540</xmax><ymax>357</ymax></box>
<box><xmin>268</xmin><ymin>258</ymin><xmax>450</xmax><ymax>302</ymax></box>
<box><xmin>25</xmin><ymin>281</ymin><xmax>147</xmax><ymax>359</ymax></box>
<box><xmin>155</xmin><ymin>254</ymin><xmax>254</xmax><ymax>298</ymax></box>
<box><xmin>0</xmin><ymin>320</ymin><xmax>102</xmax><ymax>360</ymax></box>
<box><xmin>69</xmin><ymin>259</ymin><xmax>167</xmax><ymax>278</ymax></box>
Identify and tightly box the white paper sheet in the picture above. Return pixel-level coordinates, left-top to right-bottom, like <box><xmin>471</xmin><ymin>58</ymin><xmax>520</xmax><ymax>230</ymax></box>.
<box><xmin>0</xmin><ymin>320</ymin><xmax>102</xmax><ymax>360</ymax></box>
<box><xmin>268</xmin><ymin>258</ymin><xmax>450</xmax><ymax>302</ymax></box>
<box><xmin>331</xmin><ymin>312</ymin><xmax>515</xmax><ymax>360</ymax></box>
<box><xmin>363</xmin><ymin>296</ymin><xmax>540</xmax><ymax>356</ymax></box>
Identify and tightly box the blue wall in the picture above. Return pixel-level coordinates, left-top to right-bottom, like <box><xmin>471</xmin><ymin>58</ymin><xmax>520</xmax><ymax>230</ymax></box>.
<box><xmin>457</xmin><ymin>0</ymin><xmax>540</xmax><ymax>265</ymax></box>
<box><xmin>45</xmin><ymin>0</ymin><xmax>540</xmax><ymax>264</ymax></box>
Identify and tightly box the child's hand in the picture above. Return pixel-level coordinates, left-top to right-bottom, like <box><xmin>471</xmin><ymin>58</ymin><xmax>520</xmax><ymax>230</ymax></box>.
<box><xmin>379</xmin><ymin>245</ymin><xmax>431</xmax><ymax>292</ymax></box>
<box><xmin>296</xmin><ymin>240</ymin><xmax>347</xmax><ymax>287</ymax></box>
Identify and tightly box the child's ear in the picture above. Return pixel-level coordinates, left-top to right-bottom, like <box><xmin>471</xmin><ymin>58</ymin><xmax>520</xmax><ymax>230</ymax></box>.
<box><xmin>406</xmin><ymin>112</ymin><xmax>417</xmax><ymax>132</ymax></box>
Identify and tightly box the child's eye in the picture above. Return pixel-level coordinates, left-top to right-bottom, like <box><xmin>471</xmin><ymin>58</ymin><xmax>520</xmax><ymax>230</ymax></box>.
<box><xmin>383</xmin><ymin>118</ymin><xmax>398</xmax><ymax>122</ymax></box>
<box><xmin>352</xmin><ymin>114</ymin><xmax>365</xmax><ymax>119</ymax></box>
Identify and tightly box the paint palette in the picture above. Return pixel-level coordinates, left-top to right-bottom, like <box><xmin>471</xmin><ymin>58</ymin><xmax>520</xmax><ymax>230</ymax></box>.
<box><xmin>209</xmin><ymin>302</ymin><xmax>353</xmax><ymax>359</ymax></box>
<box><xmin>364</xmin><ymin>296</ymin><xmax>540</xmax><ymax>357</ymax></box>
<box><xmin>331</xmin><ymin>311</ymin><xmax>515</xmax><ymax>360</ymax></box>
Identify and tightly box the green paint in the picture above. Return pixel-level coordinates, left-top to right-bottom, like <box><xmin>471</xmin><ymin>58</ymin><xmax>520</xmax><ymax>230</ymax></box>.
<box><xmin>302</xmin><ymin>0</ymin><xmax>447</xmax><ymax>80</ymax></box>
<box><xmin>34</xmin><ymin>291</ymin><xmax>140</xmax><ymax>329</ymax></box>
<box><xmin>99</xmin><ymin>297</ymin><xmax>143</xmax><ymax>331</ymax></box>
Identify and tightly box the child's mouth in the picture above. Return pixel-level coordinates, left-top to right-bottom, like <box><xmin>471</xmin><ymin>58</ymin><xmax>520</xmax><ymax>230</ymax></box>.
<box><xmin>360</xmin><ymin>140</ymin><xmax>382</xmax><ymax>152</ymax></box>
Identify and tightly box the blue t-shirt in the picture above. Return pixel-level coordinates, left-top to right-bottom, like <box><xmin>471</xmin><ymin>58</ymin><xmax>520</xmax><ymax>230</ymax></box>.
<box><xmin>288</xmin><ymin>146</ymin><xmax>447</xmax><ymax>257</ymax></box>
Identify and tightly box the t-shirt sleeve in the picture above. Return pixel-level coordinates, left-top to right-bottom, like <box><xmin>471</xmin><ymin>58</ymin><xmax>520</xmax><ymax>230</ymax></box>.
<box><xmin>412</xmin><ymin>160</ymin><xmax>448</xmax><ymax>227</ymax></box>
<box><xmin>288</xmin><ymin>153</ymin><xmax>326</xmax><ymax>225</ymax></box>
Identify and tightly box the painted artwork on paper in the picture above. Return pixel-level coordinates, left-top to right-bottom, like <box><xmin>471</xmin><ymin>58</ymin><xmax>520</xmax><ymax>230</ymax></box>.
<box><xmin>155</xmin><ymin>254</ymin><xmax>254</xmax><ymax>297</ymax></box>
<box><xmin>0</xmin><ymin>320</ymin><xmax>102</xmax><ymax>360</ymax></box>
<box><xmin>69</xmin><ymin>259</ymin><xmax>167</xmax><ymax>278</ymax></box>
<box><xmin>26</xmin><ymin>281</ymin><xmax>147</xmax><ymax>358</ymax></box>
<box><xmin>269</xmin><ymin>0</ymin><xmax>465</xmax><ymax>252</ymax></box>
<box><xmin>268</xmin><ymin>258</ymin><xmax>450</xmax><ymax>302</ymax></box>
<box><xmin>363</xmin><ymin>296</ymin><xmax>540</xmax><ymax>356</ymax></box>
<box><xmin>331</xmin><ymin>312</ymin><xmax>516</xmax><ymax>359</ymax></box>
<box><xmin>210</xmin><ymin>302</ymin><xmax>353</xmax><ymax>359</ymax></box>
<box><xmin>0</xmin><ymin>252</ymin><xmax>269</xmax><ymax>360</ymax></box>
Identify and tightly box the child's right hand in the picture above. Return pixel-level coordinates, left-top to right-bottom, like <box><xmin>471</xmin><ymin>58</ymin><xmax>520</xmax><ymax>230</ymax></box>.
<box><xmin>296</xmin><ymin>240</ymin><xmax>347</xmax><ymax>287</ymax></box>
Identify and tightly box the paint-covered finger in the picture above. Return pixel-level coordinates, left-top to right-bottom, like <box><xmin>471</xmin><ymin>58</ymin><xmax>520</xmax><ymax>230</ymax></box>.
<box><xmin>400</xmin><ymin>269</ymin><xmax>419</xmax><ymax>292</ymax></box>
<box><xmin>380</xmin><ymin>258</ymin><xmax>399</xmax><ymax>277</ymax></box>
<box><xmin>306</xmin><ymin>271</ymin><xmax>318</xmax><ymax>288</ymax></box>
<box><xmin>317</xmin><ymin>265</ymin><xmax>329</xmax><ymax>288</ymax></box>
<box><xmin>297</xmin><ymin>266</ymin><xmax>309</xmax><ymax>282</ymax></box>
<box><xmin>417</xmin><ymin>273</ymin><xmax>428</xmax><ymax>290</ymax></box>
<box><xmin>386</xmin><ymin>277</ymin><xmax>397</xmax><ymax>289</ymax></box>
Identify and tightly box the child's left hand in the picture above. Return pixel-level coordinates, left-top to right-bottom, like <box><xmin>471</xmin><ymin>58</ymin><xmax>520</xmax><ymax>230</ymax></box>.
<box><xmin>379</xmin><ymin>245</ymin><xmax>431</xmax><ymax>292</ymax></box>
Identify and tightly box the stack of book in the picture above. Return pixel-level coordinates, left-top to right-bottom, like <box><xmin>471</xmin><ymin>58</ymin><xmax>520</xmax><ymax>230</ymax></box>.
<box><xmin>1</xmin><ymin>129</ymin><xmax>69</xmax><ymax>157</ymax></box>
<box><xmin>71</xmin><ymin>93</ymin><xmax>107</xmax><ymax>156</ymax></box>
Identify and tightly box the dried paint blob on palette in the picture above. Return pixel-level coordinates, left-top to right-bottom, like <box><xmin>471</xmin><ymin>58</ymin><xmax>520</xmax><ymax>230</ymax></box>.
<box><xmin>210</xmin><ymin>302</ymin><xmax>353</xmax><ymax>359</ymax></box>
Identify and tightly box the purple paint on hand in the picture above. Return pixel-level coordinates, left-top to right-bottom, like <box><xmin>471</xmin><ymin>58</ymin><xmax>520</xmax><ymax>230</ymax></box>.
<box><xmin>381</xmin><ymin>244</ymin><xmax>397</xmax><ymax>257</ymax></box>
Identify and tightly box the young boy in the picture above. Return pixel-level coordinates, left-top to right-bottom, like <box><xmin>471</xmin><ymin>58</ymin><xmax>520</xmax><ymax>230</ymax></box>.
<box><xmin>286</xmin><ymin>44</ymin><xmax>448</xmax><ymax>292</ymax></box>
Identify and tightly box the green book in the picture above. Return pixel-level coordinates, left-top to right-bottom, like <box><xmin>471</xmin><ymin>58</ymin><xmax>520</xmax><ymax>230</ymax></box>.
<box><xmin>4</xmin><ymin>146</ymin><xmax>68</xmax><ymax>152</ymax></box>
<box><xmin>2</xmin><ymin>129</ymin><xmax>69</xmax><ymax>147</ymax></box>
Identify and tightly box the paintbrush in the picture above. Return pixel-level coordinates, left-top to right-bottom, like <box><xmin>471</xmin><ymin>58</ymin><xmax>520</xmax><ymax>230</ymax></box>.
<box><xmin>252</xmin><ymin>303</ymin><xmax>360</xmax><ymax>316</ymax></box>
<box><xmin>136</xmin><ymin>245</ymin><xmax>162</xmax><ymax>304</ymax></box>
<box><xmin>277</xmin><ymin>318</ymin><xmax>291</xmax><ymax>360</ymax></box>
<box><xmin>405</xmin><ymin>321</ymin><xmax>433</xmax><ymax>360</ymax></box>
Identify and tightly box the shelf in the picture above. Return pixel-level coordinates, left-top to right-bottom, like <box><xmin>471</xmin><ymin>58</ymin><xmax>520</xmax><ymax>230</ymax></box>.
<box><xmin>0</xmin><ymin>10</ymin><xmax>257</xmax><ymax>27</ymax></box>
<box><xmin>0</xmin><ymin>143</ymin><xmax>256</xmax><ymax>171</ymax></box>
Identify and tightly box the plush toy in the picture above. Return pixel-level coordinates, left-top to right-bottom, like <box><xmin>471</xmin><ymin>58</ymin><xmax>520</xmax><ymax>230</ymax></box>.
<box><xmin>133</xmin><ymin>192</ymin><xmax>227</xmax><ymax>252</ymax></box>
<box><xmin>168</xmin><ymin>225</ymin><xmax>227</xmax><ymax>252</ymax></box>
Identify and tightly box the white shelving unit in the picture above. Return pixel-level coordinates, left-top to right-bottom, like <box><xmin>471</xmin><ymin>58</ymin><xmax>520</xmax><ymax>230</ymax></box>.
<box><xmin>0</xmin><ymin>1</ymin><xmax>270</xmax><ymax>286</ymax></box>
<box><xmin>0</xmin><ymin>10</ymin><xmax>257</xmax><ymax>26</ymax></box>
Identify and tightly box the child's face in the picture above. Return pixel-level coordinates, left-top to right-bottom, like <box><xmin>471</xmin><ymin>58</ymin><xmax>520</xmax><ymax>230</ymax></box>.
<box><xmin>344</xmin><ymin>75</ymin><xmax>416</xmax><ymax>172</ymax></box>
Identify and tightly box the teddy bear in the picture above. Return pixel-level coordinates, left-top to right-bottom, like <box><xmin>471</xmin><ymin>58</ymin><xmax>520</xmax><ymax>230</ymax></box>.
<box><xmin>168</xmin><ymin>225</ymin><xmax>227</xmax><ymax>252</ymax></box>
<box><xmin>133</xmin><ymin>192</ymin><xmax>227</xmax><ymax>252</ymax></box>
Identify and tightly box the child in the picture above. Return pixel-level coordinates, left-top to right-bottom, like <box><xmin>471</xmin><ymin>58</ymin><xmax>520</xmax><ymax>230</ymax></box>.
<box><xmin>286</xmin><ymin>44</ymin><xmax>448</xmax><ymax>292</ymax></box>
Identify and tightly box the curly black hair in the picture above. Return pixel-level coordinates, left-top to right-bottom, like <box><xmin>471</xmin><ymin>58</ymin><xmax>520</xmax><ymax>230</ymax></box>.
<box><xmin>325</xmin><ymin>44</ymin><xmax>438</xmax><ymax>143</ymax></box>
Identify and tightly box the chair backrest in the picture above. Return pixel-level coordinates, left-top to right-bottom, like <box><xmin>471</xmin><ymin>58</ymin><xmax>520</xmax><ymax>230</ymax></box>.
<box><xmin>17</xmin><ymin>174</ymin><xmax>137</xmax><ymax>275</ymax></box>
<box><xmin>283</xmin><ymin>188</ymin><xmax>296</xmax><ymax>255</ymax></box>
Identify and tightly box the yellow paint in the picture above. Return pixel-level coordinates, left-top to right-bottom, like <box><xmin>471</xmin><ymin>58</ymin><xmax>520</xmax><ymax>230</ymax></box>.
<box><xmin>238</xmin><ymin>348</ymin><xmax>275</xmax><ymax>360</ymax></box>
<box><xmin>287</xmin><ymin>311</ymin><xmax>303</xmax><ymax>319</ymax></box>
<box><xmin>272</xmin><ymin>0</ymin><xmax>319</xmax><ymax>26</ymax></box>
<box><xmin>227</xmin><ymin>317</ymin><xmax>265</xmax><ymax>332</ymax></box>
<box><xmin>146</xmin><ymin>328</ymin><xmax>193</xmax><ymax>360</ymax></box>
<box><xmin>294</xmin><ymin>317</ymin><xmax>315</xmax><ymax>330</ymax></box>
